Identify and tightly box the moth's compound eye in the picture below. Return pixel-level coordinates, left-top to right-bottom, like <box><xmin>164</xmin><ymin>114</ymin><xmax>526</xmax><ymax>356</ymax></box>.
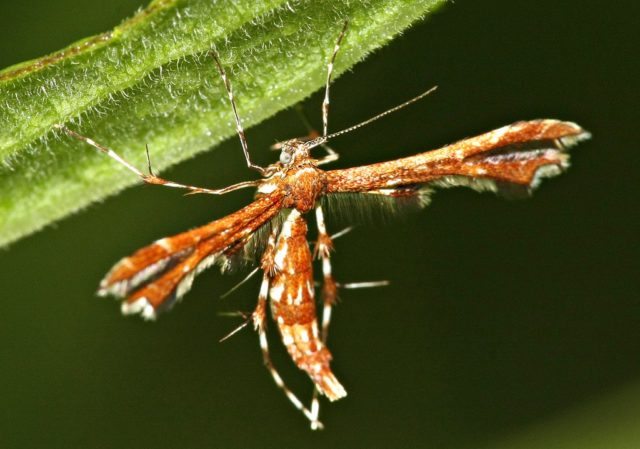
<box><xmin>280</xmin><ymin>150</ymin><xmax>293</xmax><ymax>164</ymax></box>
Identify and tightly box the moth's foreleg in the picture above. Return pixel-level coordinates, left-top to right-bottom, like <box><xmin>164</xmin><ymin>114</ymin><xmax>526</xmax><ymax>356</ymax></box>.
<box><xmin>209</xmin><ymin>51</ymin><xmax>266</xmax><ymax>176</ymax></box>
<box><xmin>322</xmin><ymin>20</ymin><xmax>349</xmax><ymax>138</ymax></box>
<box><xmin>55</xmin><ymin>124</ymin><xmax>259</xmax><ymax>195</ymax></box>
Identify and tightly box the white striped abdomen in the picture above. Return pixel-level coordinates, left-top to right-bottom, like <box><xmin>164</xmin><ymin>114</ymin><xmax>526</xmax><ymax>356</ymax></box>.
<box><xmin>269</xmin><ymin>209</ymin><xmax>346</xmax><ymax>401</ymax></box>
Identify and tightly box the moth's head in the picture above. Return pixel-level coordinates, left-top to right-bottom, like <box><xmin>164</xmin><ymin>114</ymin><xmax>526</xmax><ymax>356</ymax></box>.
<box><xmin>275</xmin><ymin>139</ymin><xmax>312</xmax><ymax>166</ymax></box>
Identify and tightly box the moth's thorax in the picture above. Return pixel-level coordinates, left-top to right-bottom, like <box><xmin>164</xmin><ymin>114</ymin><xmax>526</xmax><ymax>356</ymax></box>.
<box><xmin>257</xmin><ymin>141</ymin><xmax>327</xmax><ymax>213</ymax></box>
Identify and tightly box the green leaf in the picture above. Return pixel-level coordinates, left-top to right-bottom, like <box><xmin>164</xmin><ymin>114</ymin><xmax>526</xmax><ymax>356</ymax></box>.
<box><xmin>0</xmin><ymin>0</ymin><xmax>446</xmax><ymax>247</ymax></box>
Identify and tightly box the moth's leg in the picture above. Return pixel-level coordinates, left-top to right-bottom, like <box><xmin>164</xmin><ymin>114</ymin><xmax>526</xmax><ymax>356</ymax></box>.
<box><xmin>268</xmin><ymin>19</ymin><xmax>348</xmax><ymax>162</ymax></box>
<box><xmin>253</xmin><ymin>274</ymin><xmax>322</xmax><ymax>429</ymax></box>
<box><xmin>314</xmin><ymin>205</ymin><xmax>338</xmax><ymax>341</ymax></box>
<box><xmin>220</xmin><ymin>266</ymin><xmax>260</xmax><ymax>300</ymax></box>
<box><xmin>256</xmin><ymin>228</ymin><xmax>324</xmax><ymax>429</ymax></box>
<box><xmin>55</xmin><ymin>124</ymin><xmax>259</xmax><ymax>195</ymax></box>
<box><xmin>312</xmin><ymin>20</ymin><xmax>349</xmax><ymax>166</ymax></box>
<box><xmin>209</xmin><ymin>51</ymin><xmax>266</xmax><ymax>176</ymax></box>
<box><xmin>310</xmin><ymin>204</ymin><xmax>339</xmax><ymax>428</ymax></box>
<box><xmin>312</xmin><ymin>217</ymin><xmax>387</xmax><ymax>333</ymax></box>
<box><xmin>339</xmin><ymin>281</ymin><xmax>390</xmax><ymax>290</ymax></box>
<box><xmin>315</xmin><ymin>144</ymin><xmax>340</xmax><ymax>166</ymax></box>
<box><xmin>322</xmin><ymin>20</ymin><xmax>349</xmax><ymax>138</ymax></box>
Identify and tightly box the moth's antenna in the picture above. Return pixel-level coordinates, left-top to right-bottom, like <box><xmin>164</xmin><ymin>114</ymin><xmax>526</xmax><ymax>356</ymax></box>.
<box><xmin>322</xmin><ymin>86</ymin><xmax>438</xmax><ymax>141</ymax></box>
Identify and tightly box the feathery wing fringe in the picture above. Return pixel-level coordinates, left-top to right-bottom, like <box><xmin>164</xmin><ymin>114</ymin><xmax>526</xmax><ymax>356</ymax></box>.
<box><xmin>99</xmin><ymin>192</ymin><xmax>284</xmax><ymax>320</ymax></box>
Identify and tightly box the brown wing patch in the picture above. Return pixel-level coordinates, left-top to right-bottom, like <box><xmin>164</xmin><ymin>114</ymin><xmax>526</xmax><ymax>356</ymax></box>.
<box><xmin>101</xmin><ymin>192</ymin><xmax>284</xmax><ymax>319</ymax></box>
<box><xmin>326</xmin><ymin>120</ymin><xmax>589</xmax><ymax>193</ymax></box>
<box><xmin>99</xmin><ymin>192</ymin><xmax>283</xmax><ymax>298</ymax></box>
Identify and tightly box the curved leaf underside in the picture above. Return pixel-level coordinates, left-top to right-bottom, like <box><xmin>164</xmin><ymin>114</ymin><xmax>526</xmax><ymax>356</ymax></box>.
<box><xmin>0</xmin><ymin>0</ymin><xmax>447</xmax><ymax>247</ymax></box>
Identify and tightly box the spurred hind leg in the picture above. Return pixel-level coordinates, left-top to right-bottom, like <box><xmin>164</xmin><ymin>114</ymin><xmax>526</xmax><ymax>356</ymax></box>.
<box><xmin>256</xmin><ymin>227</ymin><xmax>323</xmax><ymax>429</ymax></box>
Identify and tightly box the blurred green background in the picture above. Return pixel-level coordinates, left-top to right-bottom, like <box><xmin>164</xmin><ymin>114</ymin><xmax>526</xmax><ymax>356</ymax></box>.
<box><xmin>1</xmin><ymin>1</ymin><xmax>638</xmax><ymax>448</ymax></box>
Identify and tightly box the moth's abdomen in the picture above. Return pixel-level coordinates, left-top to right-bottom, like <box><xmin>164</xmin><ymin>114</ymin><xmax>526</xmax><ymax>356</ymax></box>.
<box><xmin>269</xmin><ymin>210</ymin><xmax>346</xmax><ymax>401</ymax></box>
